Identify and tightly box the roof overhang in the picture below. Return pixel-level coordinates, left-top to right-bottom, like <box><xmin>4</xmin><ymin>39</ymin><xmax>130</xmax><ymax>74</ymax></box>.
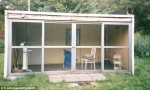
<box><xmin>5</xmin><ymin>10</ymin><xmax>134</xmax><ymax>23</ymax></box>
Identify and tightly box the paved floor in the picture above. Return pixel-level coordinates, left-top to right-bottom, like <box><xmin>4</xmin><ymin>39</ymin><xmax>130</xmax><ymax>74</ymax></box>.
<box><xmin>48</xmin><ymin>73</ymin><xmax>106</xmax><ymax>83</ymax></box>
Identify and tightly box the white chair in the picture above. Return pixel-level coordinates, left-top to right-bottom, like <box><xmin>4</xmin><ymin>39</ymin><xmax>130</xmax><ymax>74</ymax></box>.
<box><xmin>113</xmin><ymin>54</ymin><xmax>121</xmax><ymax>70</ymax></box>
<box><xmin>81</xmin><ymin>48</ymin><xmax>96</xmax><ymax>70</ymax></box>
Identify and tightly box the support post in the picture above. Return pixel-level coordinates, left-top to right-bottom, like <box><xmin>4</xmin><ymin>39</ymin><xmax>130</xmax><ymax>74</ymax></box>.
<box><xmin>41</xmin><ymin>21</ymin><xmax>45</xmax><ymax>72</ymax></box>
<box><xmin>71</xmin><ymin>23</ymin><xmax>76</xmax><ymax>71</ymax></box>
<box><xmin>101</xmin><ymin>23</ymin><xmax>104</xmax><ymax>72</ymax></box>
<box><xmin>28</xmin><ymin>0</ymin><xmax>30</xmax><ymax>11</ymax></box>
<box><xmin>131</xmin><ymin>17</ymin><xmax>135</xmax><ymax>75</ymax></box>
<box><xmin>4</xmin><ymin>13</ymin><xmax>12</xmax><ymax>77</ymax></box>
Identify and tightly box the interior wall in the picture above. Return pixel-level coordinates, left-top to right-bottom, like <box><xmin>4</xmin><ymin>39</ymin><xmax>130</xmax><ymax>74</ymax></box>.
<box><xmin>44</xmin><ymin>24</ymin><xmax>101</xmax><ymax>64</ymax></box>
<box><xmin>45</xmin><ymin>23</ymin><xmax>71</xmax><ymax>46</ymax></box>
<box><xmin>44</xmin><ymin>48</ymin><xmax>65</xmax><ymax>64</ymax></box>
<box><xmin>44</xmin><ymin>23</ymin><xmax>70</xmax><ymax>64</ymax></box>
<box><xmin>45</xmin><ymin>24</ymin><xmax>101</xmax><ymax>46</ymax></box>
<box><xmin>105</xmin><ymin>25</ymin><xmax>129</xmax><ymax>69</ymax></box>
<box><xmin>105</xmin><ymin>25</ymin><xmax>128</xmax><ymax>46</ymax></box>
<box><xmin>77</xmin><ymin>24</ymin><xmax>101</xmax><ymax>46</ymax></box>
<box><xmin>44</xmin><ymin>48</ymin><xmax>101</xmax><ymax>64</ymax></box>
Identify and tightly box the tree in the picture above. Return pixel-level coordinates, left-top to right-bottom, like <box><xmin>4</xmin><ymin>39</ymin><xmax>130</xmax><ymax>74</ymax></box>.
<box><xmin>131</xmin><ymin>0</ymin><xmax>150</xmax><ymax>34</ymax></box>
<box><xmin>0</xmin><ymin>0</ymin><xmax>5</xmax><ymax>31</ymax></box>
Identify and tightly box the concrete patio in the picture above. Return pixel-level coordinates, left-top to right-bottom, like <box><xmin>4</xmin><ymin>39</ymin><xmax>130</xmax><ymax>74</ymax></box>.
<box><xmin>48</xmin><ymin>73</ymin><xmax>106</xmax><ymax>83</ymax></box>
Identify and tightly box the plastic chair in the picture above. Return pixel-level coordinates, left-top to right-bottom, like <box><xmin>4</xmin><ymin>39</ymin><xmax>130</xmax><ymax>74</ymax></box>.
<box><xmin>81</xmin><ymin>48</ymin><xmax>96</xmax><ymax>70</ymax></box>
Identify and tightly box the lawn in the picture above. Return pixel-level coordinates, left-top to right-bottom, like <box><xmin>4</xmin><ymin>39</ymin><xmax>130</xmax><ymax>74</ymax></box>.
<box><xmin>0</xmin><ymin>54</ymin><xmax>150</xmax><ymax>90</ymax></box>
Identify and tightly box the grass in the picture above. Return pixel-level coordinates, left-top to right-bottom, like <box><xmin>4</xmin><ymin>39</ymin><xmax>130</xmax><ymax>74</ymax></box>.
<box><xmin>0</xmin><ymin>54</ymin><xmax>150</xmax><ymax>90</ymax></box>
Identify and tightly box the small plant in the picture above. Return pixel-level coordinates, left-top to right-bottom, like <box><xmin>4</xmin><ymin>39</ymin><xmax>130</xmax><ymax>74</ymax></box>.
<box><xmin>0</xmin><ymin>40</ymin><xmax>4</xmax><ymax>53</ymax></box>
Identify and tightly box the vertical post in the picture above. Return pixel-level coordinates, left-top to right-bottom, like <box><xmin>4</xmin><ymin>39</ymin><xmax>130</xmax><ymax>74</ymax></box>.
<box><xmin>128</xmin><ymin>23</ymin><xmax>131</xmax><ymax>73</ymax></box>
<box><xmin>8</xmin><ymin>20</ymin><xmax>12</xmax><ymax>75</ymax></box>
<box><xmin>41</xmin><ymin>21</ymin><xmax>45</xmax><ymax>72</ymax></box>
<box><xmin>4</xmin><ymin>14</ymin><xmax>12</xmax><ymax>77</ymax></box>
<box><xmin>129</xmin><ymin>16</ymin><xmax>134</xmax><ymax>75</ymax></box>
<box><xmin>4</xmin><ymin>12</ymin><xmax>8</xmax><ymax>78</ymax></box>
<box><xmin>101</xmin><ymin>23</ymin><xmax>104</xmax><ymax>72</ymax></box>
<box><xmin>131</xmin><ymin>16</ymin><xmax>135</xmax><ymax>75</ymax></box>
<box><xmin>128</xmin><ymin>24</ymin><xmax>132</xmax><ymax>72</ymax></box>
<box><xmin>28</xmin><ymin>0</ymin><xmax>30</xmax><ymax>11</ymax></box>
<box><xmin>71</xmin><ymin>23</ymin><xmax>76</xmax><ymax>70</ymax></box>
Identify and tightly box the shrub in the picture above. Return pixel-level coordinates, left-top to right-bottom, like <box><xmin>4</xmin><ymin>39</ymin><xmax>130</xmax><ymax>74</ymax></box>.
<box><xmin>0</xmin><ymin>40</ymin><xmax>4</xmax><ymax>53</ymax></box>
<box><xmin>134</xmin><ymin>33</ymin><xmax>150</xmax><ymax>58</ymax></box>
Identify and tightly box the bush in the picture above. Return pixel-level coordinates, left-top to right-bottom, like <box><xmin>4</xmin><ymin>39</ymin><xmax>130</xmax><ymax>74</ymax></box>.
<box><xmin>134</xmin><ymin>33</ymin><xmax>150</xmax><ymax>58</ymax></box>
<box><xmin>0</xmin><ymin>40</ymin><xmax>4</xmax><ymax>53</ymax></box>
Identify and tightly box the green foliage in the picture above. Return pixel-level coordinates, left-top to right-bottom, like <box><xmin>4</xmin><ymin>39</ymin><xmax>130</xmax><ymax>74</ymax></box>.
<box><xmin>0</xmin><ymin>40</ymin><xmax>4</xmax><ymax>53</ymax></box>
<box><xmin>134</xmin><ymin>33</ymin><xmax>150</xmax><ymax>57</ymax></box>
<box><xmin>0</xmin><ymin>1</ymin><xmax>4</xmax><ymax>31</ymax></box>
<box><xmin>131</xmin><ymin>0</ymin><xmax>150</xmax><ymax>34</ymax></box>
<box><xmin>3</xmin><ymin>0</ymin><xmax>28</xmax><ymax>11</ymax></box>
<box><xmin>3</xmin><ymin>0</ymin><xmax>129</xmax><ymax>14</ymax></box>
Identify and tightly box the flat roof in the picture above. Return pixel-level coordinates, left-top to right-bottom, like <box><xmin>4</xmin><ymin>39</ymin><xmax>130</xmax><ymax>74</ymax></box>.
<box><xmin>5</xmin><ymin>10</ymin><xmax>134</xmax><ymax>17</ymax></box>
<box><xmin>5</xmin><ymin>10</ymin><xmax>134</xmax><ymax>23</ymax></box>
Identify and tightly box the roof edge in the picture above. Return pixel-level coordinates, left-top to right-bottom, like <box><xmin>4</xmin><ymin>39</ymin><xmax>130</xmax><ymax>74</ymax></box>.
<box><xmin>5</xmin><ymin>10</ymin><xmax>134</xmax><ymax>18</ymax></box>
